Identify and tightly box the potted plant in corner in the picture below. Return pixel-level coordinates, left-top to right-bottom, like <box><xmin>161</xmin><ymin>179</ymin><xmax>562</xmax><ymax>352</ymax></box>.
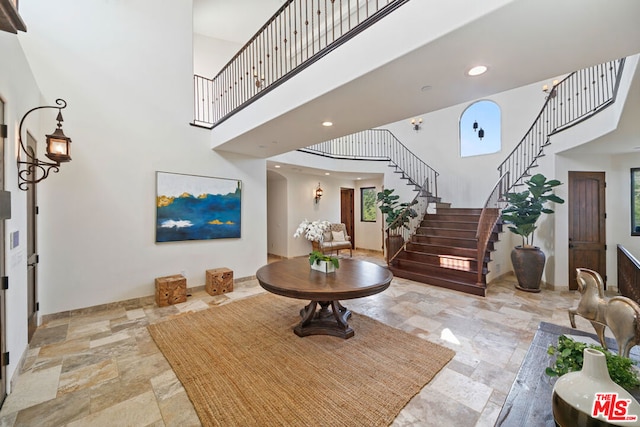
<box><xmin>500</xmin><ymin>173</ymin><xmax>565</xmax><ymax>292</ymax></box>
<box><xmin>376</xmin><ymin>189</ymin><xmax>418</xmax><ymax>260</ymax></box>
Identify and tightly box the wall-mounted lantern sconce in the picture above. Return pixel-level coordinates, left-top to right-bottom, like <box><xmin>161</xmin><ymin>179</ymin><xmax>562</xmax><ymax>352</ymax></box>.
<box><xmin>17</xmin><ymin>98</ymin><xmax>72</xmax><ymax>191</ymax></box>
<box><xmin>542</xmin><ymin>79</ymin><xmax>559</xmax><ymax>99</ymax></box>
<box><xmin>472</xmin><ymin>121</ymin><xmax>485</xmax><ymax>140</ymax></box>
<box><xmin>314</xmin><ymin>182</ymin><xmax>323</xmax><ymax>204</ymax></box>
<box><xmin>410</xmin><ymin>118</ymin><xmax>422</xmax><ymax>131</ymax></box>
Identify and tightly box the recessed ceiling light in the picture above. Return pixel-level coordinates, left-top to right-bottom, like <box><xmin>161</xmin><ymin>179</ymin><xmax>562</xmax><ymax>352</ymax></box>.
<box><xmin>357</xmin><ymin>177</ymin><xmax>362</xmax><ymax>180</ymax></box>
<box><xmin>274</xmin><ymin>165</ymin><xmax>281</xmax><ymax>168</ymax></box>
<box><xmin>467</xmin><ymin>65</ymin><xmax>488</xmax><ymax>76</ymax></box>
<box><xmin>325</xmin><ymin>172</ymin><xmax>330</xmax><ymax>176</ymax></box>
<box><xmin>322</xmin><ymin>121</ymin><xmax>333</xmax><ymax>127</ymax></box>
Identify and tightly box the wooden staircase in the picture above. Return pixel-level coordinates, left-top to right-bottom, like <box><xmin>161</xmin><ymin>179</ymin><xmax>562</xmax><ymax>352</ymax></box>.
<box><xmin>389</xmin><ymin>207</ymin><xmax>502</xmax><ymax>297</ymax></box>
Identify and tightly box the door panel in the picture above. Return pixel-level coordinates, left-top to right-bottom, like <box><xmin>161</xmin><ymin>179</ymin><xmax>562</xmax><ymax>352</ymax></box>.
<box><xmin>340</xmin><ymin>189</ymin><xmax>354</xmax><ymax>249</ymax></box>
<box><xmin>568</xmin><ymin>171</ymin><xmax>606</xmax><ymax>290</ymax></box>
<box><xmin>26</xmin><ymin>134</ymin><xmax>37</xmax><ymax>342</ymax></box>
<box><xmin>0</xmin><ymin>97</ymin><xmax>7</xmax><ymax>405</ymax></box>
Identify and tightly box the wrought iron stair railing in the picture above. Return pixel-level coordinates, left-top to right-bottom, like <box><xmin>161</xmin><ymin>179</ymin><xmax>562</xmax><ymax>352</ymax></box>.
<box><xmin>475</xmin><ymin>58</ymin><xmax>627</xmax><ymax>287</ymax></box>
<box><xmin>384</xmin><ymin>177</ymin><xmax>430</xmax><ymax>265</ymax></box>
<box><xmin>193</xmin><ymin>0</ymin><xmax>410</xmax><ymax>128</ymax></box>
<box><xmin>497</xmin><ymin>58</ymin><xmax>625</xmax><ymax>192</ymax></box>
<box><xmin>299</xmin><ymin>128</ymin><xmax>439</xmax><ymax>201</ymax></box>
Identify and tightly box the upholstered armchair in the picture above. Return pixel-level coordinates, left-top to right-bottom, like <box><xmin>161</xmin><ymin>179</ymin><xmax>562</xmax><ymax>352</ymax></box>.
<box><xmin>312</xmin><ymin>223</ymin><xmax>352</xmax><ymax>256</ymax></box>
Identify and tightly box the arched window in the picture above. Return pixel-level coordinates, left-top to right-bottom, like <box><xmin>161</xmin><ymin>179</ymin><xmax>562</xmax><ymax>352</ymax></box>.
<box><xmin>460</xmin><ymin>100</ymin><xmax>501</xmax><ymax>157</ymax></box>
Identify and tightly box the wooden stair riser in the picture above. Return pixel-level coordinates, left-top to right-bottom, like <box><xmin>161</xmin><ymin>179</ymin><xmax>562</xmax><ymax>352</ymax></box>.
<box><xmin>416</xmin><ymin>227</ymin><xmax>476</xmax><ymax>238</ymax></box>
<box><xmin>435</xmin><ymin>207</ymin><xmax>484</xmax><ymax>215</ymax></box>
<box><xmin>398</xmin><ymin>250</ymin><xmax>481</xmax><ymax>271</ymax></box>
<box><xmin>389</xmin><ymin>268</ymin><xmax>486</xmax><ymax>296</ymax></box>
<box><xmin>420</xmin><ymin>220</ymin><xmax>478</xmax><ymax>230</ymax></box>
<box><xmin>411</xmin><ymin>235</ymin><xmax>492</xmax><ymax>250</ymax></box>
<box><xmin>425</xmin><ymin>214</ymin><xmax>481</xmax><ymax>223</ymax></box>
<box><xmin>393</xmin><ymin>259</ymin><xmax>485</xmax><ymax>281</ymax></box>
<box><xmin>405</xmin><ymin>242</ymin><xmax>482</xmax><ymax>259</ymax></box>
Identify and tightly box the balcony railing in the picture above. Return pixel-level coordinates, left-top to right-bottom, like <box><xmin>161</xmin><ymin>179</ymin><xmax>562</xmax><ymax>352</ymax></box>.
<box><xmin>193</xmin><ymin>0</ymin><xmax>409</xmax><ymax>128</ymax></box>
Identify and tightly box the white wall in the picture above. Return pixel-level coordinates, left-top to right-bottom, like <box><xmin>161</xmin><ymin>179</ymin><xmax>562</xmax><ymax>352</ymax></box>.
<box><xmin>280</xmin><ymin>170</ymin><xmax>348</xmax><ymax>257</ymax></box>
<box><xmin>381</xmin><ymin>80</ymin><xmax>545</xmax><ymax>207</ymax></box>
<box><xmin>193</xmin><ymin>33</ymin><xmax>241</xmax><ymax>78</ymax></box>
<box><xmin>15</xmin><ymin>1</ymin><xmax>267</xmax><ymax>316</ymax></box>
<box><xmin>354</xmin><ymin>178</ymin><xmax>384</xmax><ymax>252</ymax></box>
<box><xmin>266</xmin><ymin>170</ymin><xmax>288</xmax><ymax>257</ymax></box>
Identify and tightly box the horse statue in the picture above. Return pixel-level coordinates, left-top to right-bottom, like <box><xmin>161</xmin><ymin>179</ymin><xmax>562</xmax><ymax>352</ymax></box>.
<box><xmin>568</xmin><ymin>268</ymin><xmax>640</xmax><ymax>358</ymax></box>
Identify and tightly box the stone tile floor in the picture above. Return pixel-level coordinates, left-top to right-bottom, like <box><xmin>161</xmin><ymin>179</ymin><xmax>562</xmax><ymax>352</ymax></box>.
<box><xmin>0</xmin><ymin>250</ymin><xmax>601</xmax><ymax>426</ymax></box>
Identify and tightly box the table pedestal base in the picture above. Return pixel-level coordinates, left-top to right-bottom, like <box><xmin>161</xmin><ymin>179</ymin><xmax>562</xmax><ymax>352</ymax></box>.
<box><xmin>294</xmin><ymin>300</ymin><xmax>353</xmax><ymax>339</ymax></box>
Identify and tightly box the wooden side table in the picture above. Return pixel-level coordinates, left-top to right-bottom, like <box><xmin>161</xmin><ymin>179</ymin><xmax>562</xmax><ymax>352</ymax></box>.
<box><xmin>155</xmin><ymin>274</ymin><xmax>187</xmax><ymax>307</ymax></box>
<box><xmin>206</xmin><ymin>268</ymin><xmax>233</xmax><ymax>296</ymax></box>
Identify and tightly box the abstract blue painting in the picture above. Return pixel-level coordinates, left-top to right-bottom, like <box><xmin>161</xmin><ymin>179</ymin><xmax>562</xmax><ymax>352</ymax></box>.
<box><xmin>156</xmin><ymin>172</ymin><xmax>241</xmax><ymax>242</ymax></box>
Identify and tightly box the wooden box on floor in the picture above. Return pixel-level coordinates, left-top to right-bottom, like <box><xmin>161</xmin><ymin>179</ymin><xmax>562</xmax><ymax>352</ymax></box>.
<box><xmin>206</xmin><ymin>268</ymin><xmax>233</xmax><ymax>296</ymax></box>
<box><xmin>155</xmin><ymin>274</ymin><xmax>187</xmax><ymax>307</ymax></box>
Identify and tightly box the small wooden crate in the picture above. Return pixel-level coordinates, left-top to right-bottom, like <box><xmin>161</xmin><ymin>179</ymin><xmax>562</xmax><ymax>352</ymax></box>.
<box><xmin>155</xmin><ymin>274</ymin><xmax>187</xmax><ymax>307</ymax></box>
<box><xmin>206</xmin><ymin>268</ymin><xmax>233</xmax><ymax>296</ymax></box>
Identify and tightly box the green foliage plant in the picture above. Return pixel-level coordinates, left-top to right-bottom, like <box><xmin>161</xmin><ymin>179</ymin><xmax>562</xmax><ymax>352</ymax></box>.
<box><xmin>500</xmin><ymin>173</ymin><xmax>565</xmax><ymax>247</ymax></box>
<box><xmin>308</xmin><ymin>251</ymin><xmax>340</xmax><ymax>269</ymax></box>
<box><xmin>546</xmin><ymin>335</ymin><xmax>640</xmax><ymax>390</ymax></box>
<box><xmin>376</xmin><ymin>189</ymin><xmax>418</xmax><ymax>230</ymax></box>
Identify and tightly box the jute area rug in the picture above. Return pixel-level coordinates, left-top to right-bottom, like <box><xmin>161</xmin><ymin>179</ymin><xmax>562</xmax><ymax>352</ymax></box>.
<box><xmin>148</xmin><ymin>293</ymin><xmax>455</xmax><ymax>427</ymax></box>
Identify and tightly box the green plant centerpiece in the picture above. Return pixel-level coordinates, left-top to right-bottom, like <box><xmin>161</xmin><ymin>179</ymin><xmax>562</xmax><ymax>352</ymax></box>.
<box><xmin>308</xmin><ymin>250</ymin><xmax>339</xmax><ymax>273</ymax></box>
<box><xmin>376</xmin><ymin>188</ymin><xmax>418</xmax><ymax>261</ymax></box>
<box><xmin>500</xmin><ymin>173</ymin><xmax>564</xmax><ymax>292</ymax></box>
<box><xmin>546</xmin><ymin>335</ymin><xmax>639</xmax><ymax>390</ymax></box>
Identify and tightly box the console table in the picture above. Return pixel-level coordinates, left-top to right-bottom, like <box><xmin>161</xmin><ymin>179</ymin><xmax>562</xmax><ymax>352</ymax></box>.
<box><xmin>496</xmin><ymin>322</ymin><xmax>640</xmax><ymax>426</ymax></box>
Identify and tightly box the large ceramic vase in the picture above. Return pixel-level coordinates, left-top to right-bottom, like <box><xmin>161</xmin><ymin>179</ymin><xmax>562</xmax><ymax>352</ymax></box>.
<box><xmin>552</xmin><ymin>348</ymin><xmax>640</xmax><ymax>426</ymax></box>
<box><xmin>511</xmin><ymin>246</ymin><xmax>545</xmax><ymax>292</ymax></box>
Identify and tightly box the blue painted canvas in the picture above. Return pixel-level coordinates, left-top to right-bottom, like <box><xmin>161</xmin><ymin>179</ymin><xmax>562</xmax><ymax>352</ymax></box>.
<box><xmin>156</xmin><ymin>172</ymin><xmax>241</xmax><ymax>242</ymax></box>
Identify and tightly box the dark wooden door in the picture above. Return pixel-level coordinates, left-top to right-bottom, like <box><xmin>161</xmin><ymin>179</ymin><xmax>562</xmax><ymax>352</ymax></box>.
<box><xmin>26</xmin><ymin>134</ymin><xmax>38</xmax><ymax>342</ymax></box>
<box><xmin>568</xmin><ymin>171</ymin><xmax>606</xmax><ymax>290</ymax></box>
<box><xmin>340</xmin><ymin>188</ymin><xmax>354</xmax><ymax>249</ymax></box>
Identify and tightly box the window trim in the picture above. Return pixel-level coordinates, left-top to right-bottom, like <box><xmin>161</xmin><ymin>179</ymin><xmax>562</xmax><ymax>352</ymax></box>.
<box><xmin>631</xmin><ymin>168</ymin><xmax>640</xmax><ymax>236</ymax></box>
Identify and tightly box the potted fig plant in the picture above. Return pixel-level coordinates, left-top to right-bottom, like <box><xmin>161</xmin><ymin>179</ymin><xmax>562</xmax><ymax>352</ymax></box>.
<box><xmin>500</xmin><ymin>173</ymin><xmax>564</xmax><ymax>292</ymax></box>
<box><xmin>376</xmin><ymin>189</ymin><xmax>418</xmax><ymax>260</ymax></box>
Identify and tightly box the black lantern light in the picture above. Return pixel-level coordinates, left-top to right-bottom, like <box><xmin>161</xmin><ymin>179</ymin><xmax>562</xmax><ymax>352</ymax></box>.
<box><xmin>315</xmin><ymin>183</ymin><xmax>323</xmax><ymax>204</ymax></box>
<box><xmin>17</xmin><ymin>98</ymin><xmax>72</xmax><ymax>190</ymax></box>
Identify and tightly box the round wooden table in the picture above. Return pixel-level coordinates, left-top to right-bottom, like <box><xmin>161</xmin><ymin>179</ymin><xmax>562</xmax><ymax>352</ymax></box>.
<box><xmin>256</xmin><ymin>258</ymin><xmax>393</xmax><ymax>339</ymax></box>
